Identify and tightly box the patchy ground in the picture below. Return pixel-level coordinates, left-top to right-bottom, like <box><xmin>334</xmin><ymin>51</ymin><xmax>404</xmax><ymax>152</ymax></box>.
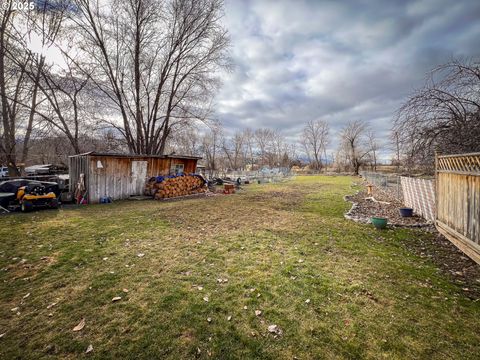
<box><xmin>345</xmin><ymin>187</ymin><xmax>480</xmax><ymax>300</ymax></box>
<box><xmin>1</xmin><ymin>176</ymin><xmax>480</xmax><ymax>359</ymax></box>
<box><xmin>345</xmin><ymin>189</ymin><xmax>428</xmax><ymax>227</ymax></box>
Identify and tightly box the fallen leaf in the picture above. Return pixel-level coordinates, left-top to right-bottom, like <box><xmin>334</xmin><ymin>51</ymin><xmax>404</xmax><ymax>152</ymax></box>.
<box><xmin>255</xmin><ymin>310</ymin><xmax>262</xmax><ymax>316</ymax></box>
<box><xmin>85</xmin><ymin>344</ymin><xmax>93</xmax><ymax>353</ymax></box>
<box><xmin>73</xmin><ymin>318</ymin><xmax>85</xmax><ymax>332</ymax></box>
<box><xmin>112</xmin><ymin>296</ymin><xmax>122</xmax><ymax>302</ymax></box>
<box><xmin>46</xmin><ymin>302</ymin><xmax>57</xmax><ymax>309</ymax></box>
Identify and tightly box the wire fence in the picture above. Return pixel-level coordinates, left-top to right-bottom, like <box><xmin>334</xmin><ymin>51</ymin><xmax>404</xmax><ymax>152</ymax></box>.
<box><xmin>223</xmin><ymin>168</ymin><xmax>295</xmax><ymax>184</ymax></box>
<box><xmin>359</xmin><ymin>171</ymin><xmax>403</xmax><ymax>201</ymax></box>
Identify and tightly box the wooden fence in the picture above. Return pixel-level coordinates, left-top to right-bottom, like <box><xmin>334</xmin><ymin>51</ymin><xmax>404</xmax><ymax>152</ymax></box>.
<box><xmin>436</xmin><ymin>152</ymin><xmax>480</xmax><ymax>264</ymax></box>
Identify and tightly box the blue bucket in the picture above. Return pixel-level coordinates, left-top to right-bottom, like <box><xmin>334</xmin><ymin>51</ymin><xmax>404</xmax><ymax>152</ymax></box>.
<box><xmin>399</xmin><ymin>208</ymin><xmax>413</xmax><ymax>217</ymax></box>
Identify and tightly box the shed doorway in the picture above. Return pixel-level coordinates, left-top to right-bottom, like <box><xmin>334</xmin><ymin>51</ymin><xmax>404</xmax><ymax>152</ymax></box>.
<box><xmin>131</xmin><ymin>161</ymin><xmax>148</xmax><ymax>196</ymax></box>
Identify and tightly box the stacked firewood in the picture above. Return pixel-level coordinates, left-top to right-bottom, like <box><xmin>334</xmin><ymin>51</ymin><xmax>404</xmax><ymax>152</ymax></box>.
<box><xmin>145</xmin><ymin>175</ymin><xmax>207</xmax><ymax>199</ymax></box>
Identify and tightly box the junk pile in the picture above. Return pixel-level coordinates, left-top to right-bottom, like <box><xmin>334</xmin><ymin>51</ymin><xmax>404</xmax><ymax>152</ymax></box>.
<box><xmin>145</xmin><ymin>174</ymin><xmax>207</xmax><ymax>199</ymax></box>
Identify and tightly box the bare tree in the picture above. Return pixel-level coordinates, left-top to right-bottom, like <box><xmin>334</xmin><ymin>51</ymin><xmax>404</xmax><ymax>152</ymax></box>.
<box><xmin>242</xmin><ymin>127</ymin><xmax>256</xmax><ymax>168</ymax></box>
<box><xmin>393</xmin><ymin>58</ymin><xmax>480</xmax><ymax>167</ymax></box>
<box><xmin>70</xmin><ymin>0</ymin><xmax>230</xmax><ymax>155</ymax></box>
<box><xmin>366</xmin><ymin>130</ymin><xmax>379</xmax><ymax>171</ymax></box>
<box><xmin>301</xmin><ymin>119</ymin><xmax>329</xmax><ymax>171</ymax></box>
<box><xmin>254</xmin><ymin>128</ymin><xmax>274</xmax><ymax>167</ymax></box>
<box><xmin>222</xmin><ymin>130</ymin><xmax>245</xmax><ymax>171</ymax></box>
<box><xmin>0</xmin><ymin>4</ymin><xmax>33</xmax><ymax>175</ymax></box>
<box><xmin>1</xmin><ymin>1</ymin><xmax>68</xmax><ymax>173</ymax></box>
<box><xmin>339</xmin><ymin>120</ymin><xmax>371</xmax><ymax>175</ymax></box>
<box><xmin>34</xmin><ymin>56</ymin><xmax>95</xmax><ymax>154</ymax></box>
<box><xmin>201</xmin><ymin>122</ymin><xmax>222</xmax><ymax>177</ymax></box>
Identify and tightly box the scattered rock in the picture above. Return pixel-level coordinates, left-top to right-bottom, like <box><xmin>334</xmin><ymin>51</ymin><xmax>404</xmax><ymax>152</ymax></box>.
<box><xmin>207</xmin><ymin>317</ymin><xmax>212</xmax><ymax>323</ymax></box>
<box><xmin>23</xmin><ymin>293</ymin><xmax>30</xmax><ymax>299</ymax></box>
<box><xmin>255</xmin><ymin>310</ymin><xmax>262</xmax><ymax>316</ymax></box>
<box><xmin>268</xmin><ymin>324</ymin><xmax>282</xmax><ymax>335</ymax></box>
<box><xmin>305</xmin><ymin>299</ymin><xmax>311</xmax><ymax>304</ymax></box>
<box><xmin>85</xmin><ymin>344</ymin><xmax>93</xmax><ymax>353</ymax></box>
<box><xmin>203</xmin><ymin>296</ymin><xmax>209</xmax><ymax>302</ymax></box>
<box><xmin>227</xmin><ymin>316</ymin><xmax>232</xmax><ymax>321</ymax></box>
<box><xmin>112</xmin><ymin>296</ymin><xmax>122</xmax><ymax>302</ymax></box>
<box><xmin>137</xmin><ymin>253</ymin><xmax>145</xmax><ymax>258</ymax></box>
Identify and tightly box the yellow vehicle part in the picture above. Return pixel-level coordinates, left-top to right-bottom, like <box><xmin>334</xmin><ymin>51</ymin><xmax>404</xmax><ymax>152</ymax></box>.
<box><xmin>23</xmin><ymin>192</ymin><xmax>56</xmax><ymax>201</ymax></box>
<box><xmin>16</xmin><ymin>186</ymin><xmax>25</xmax><ymax>200</ymax></box>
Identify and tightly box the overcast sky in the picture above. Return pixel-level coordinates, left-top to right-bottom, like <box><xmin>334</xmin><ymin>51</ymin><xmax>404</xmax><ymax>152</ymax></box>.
<box><xmin>215</xmin><ymin>0</ymin><xmax>480</xmax><ymax>159</ymax></box>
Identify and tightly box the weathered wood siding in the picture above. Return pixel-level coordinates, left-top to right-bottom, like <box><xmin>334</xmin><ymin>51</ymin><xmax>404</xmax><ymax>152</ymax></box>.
<box><xmin>68</xmin><ymin>155</ymin><xmax>89</xmax><ymax>193</ymax></box>
<box><xmin>69</xmin><ymin>154</ymin><xmax>199</xmax><ymax>203</ymax></box>
<box><xmin>436</xmin><ymin>153</ymin><xmax>480</xmax><ymax>264</ymax></box>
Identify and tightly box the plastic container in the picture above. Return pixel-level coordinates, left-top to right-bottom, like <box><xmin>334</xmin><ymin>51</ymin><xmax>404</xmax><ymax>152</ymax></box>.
<box><xmin>371</xmin><ymin>217</ymin><xmax>388</xmax><ymax>229</ymax></box>
<box><xmin>399</xmin><ymin>208</ymin><xmax>413</xmax><ymax>217</ymax></box>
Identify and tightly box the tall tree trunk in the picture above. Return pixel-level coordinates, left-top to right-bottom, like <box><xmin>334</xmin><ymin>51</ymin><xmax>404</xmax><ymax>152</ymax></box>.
<box><xmin>21</xmin><ymin>57</ymin><xmax>44</xmax><ymax>172</ymax></box>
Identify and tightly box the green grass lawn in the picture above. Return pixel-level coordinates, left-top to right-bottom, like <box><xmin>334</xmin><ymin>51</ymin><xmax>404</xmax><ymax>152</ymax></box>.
<box><xmin>1</xmin><ymin>175</ymin><xmax>479</xmax><ymax>359</ymax></box>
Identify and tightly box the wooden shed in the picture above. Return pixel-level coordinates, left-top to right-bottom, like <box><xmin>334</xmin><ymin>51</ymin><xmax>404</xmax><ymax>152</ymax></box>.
<box><xmin>69</xmin><ymin>152</ymin><xmax>202</xmax><ymax>203</ymax></box>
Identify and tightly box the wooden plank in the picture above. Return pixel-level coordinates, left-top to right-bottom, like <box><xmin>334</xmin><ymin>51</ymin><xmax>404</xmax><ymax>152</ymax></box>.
<box><xmin>437</xmin><ymin>221</ymin><xmax>480</xmax><ymax>265</ymax></box>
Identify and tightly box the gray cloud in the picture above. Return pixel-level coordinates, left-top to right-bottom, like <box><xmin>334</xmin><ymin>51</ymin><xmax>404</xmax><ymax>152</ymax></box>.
<box><xmin>215</xmin><ymin>0</ymin><xmax>480</xmax><ymax>159</ymax></box>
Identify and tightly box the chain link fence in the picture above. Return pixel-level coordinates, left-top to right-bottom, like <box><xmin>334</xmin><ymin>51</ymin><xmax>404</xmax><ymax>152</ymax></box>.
<box><xmin>224</xmin><ymin>168</ymin><xmax>295</xmax><ymax>184</ymax></box>
<box><xmin>359</xmin><ymin>171</ymin><xmax>403</xmax><ymax>201</ymax></box>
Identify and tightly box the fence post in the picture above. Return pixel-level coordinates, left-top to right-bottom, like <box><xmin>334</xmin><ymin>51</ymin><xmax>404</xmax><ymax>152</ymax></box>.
<box><xmin>397</xmin><ymin>176</ymin><xmax>400</xmax><ymax>200</ymax></box>
<box><xmin>434</xmin><ymin>149</ymin><xmax>439</xmax><ymax>224</ymax></box>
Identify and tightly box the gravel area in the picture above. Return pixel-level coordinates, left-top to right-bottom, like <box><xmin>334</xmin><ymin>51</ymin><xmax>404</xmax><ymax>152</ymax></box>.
<box><xmin>345</xmin><ymin>189</ymin><xmax>429</xmax><ymax>227</ymax></box>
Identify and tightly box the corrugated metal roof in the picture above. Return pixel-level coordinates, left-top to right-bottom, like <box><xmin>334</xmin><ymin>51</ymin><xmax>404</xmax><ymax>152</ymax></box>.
<box><xmin>69</xmin><ymin>151</ymin><xmax>202</xmax><ymax>160</ymax></box>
